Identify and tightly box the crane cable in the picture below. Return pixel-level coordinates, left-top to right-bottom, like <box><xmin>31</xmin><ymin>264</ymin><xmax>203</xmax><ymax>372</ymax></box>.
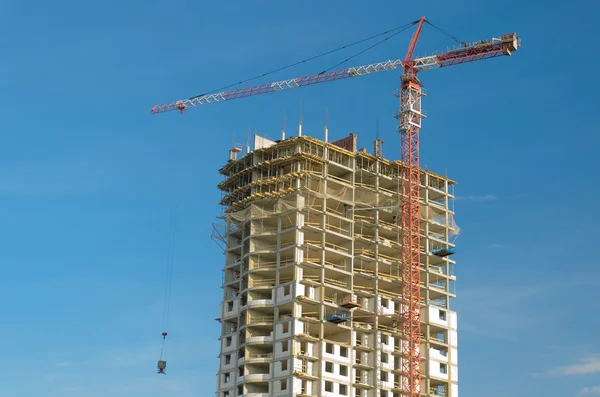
<box><xmin>318</xmin><ymin>21</ymin><xmax>418</xmax><ymax>75</ymax></box>
<box><xmin>424</xmin><ymin>19</ymin><xmax>467</xmax><ymax>46</ymax></box>
<box><xmin>159</xmin><ymin>207</ymin><xmax>178</xmax><ymax>363</ymax></box>
<box><xmin>188</xmin><ymin>19</ymin><xmax>420</xmax><ymax>100</ymax></box>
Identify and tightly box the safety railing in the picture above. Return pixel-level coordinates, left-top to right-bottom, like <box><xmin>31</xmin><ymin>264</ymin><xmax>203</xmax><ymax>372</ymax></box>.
<box><xmin>323</xmin><ymin>276</ymin><xmax>347</xmax><ymax>288</ymax></box>
<box><xmin>247</xmin><ymin>353</ymin><xmax>273</xmax><ymax>359</ymax></box>
<box><xmin>250</xmin><ymin>262</ymin><xmax>277</xmax><ymax>270</ymax></box>
<box><xmin>247</xmin><ymin>278</ymin><xmax>275</xmax><ymax>288</ymax></box>
<box><xmin>304</xmin><ymin>239</ymin><xmax>351</xmax><ymax>254</ymax></box>
<box><xmin>247</xmin><ymin>315</ymin><xmax>274</xmax><ymax>324</ymax></box>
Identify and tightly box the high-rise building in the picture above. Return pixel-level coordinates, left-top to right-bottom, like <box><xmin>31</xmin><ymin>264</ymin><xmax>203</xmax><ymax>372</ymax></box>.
<box><xmin>215</xmin><ymin>132</ymin><xmax>458</xmax><ymax>397</ymax></box>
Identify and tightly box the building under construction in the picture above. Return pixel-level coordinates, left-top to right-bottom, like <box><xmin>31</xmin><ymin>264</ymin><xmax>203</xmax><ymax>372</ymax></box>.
<box><xmin>215</xmin><ymin>131</ymin><xmax>459</xmax><ymax>397</ymax></box>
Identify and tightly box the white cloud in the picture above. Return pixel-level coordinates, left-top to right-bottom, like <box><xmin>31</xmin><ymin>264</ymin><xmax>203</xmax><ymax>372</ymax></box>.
<box><xmin>455</xmin><ymin>193</ymin><xmax>528</xmax><ymax>202</ymax></box>
<box><xmin>456</xmin><ymin>194</ymin><xmax>498</xmax><ymax>202</ymax></box>
<box><xmin>581</xmin><ymin>386</ymin><xmax>600</xmax><ymax>394</ymax></box>
<box><xmin>488</xmin><ymin>243</ymin><xmax>507</xmax><ymax>249</ymax></box>
<box><xmin>550</xmin><ymin>356</ymin><xmax>600</xmax><ymax>376</ymax></box>
<box><xmin>457</xmin><ymin>279</ymin><xmax>593</xmax><ymax>340</ymax></box>
<box><xmin>26</xmin><ymin>341</ymin><xmax>218</xmax><ymax>397</ymax></box>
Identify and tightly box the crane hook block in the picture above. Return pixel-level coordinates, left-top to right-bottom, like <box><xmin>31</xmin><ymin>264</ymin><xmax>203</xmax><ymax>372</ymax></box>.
<box><xmin>162</xmin><ymin>332</ymin><xmax>167</xmax><ymax>339</ymax></box>
<box><xmin>157</xmin><ymin>360</ymin><xmax>167</xmax><ymax>374</ymax></box>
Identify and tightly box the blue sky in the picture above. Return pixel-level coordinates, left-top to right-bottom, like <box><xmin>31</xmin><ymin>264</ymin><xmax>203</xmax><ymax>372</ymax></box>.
<box><xmin>0</xmin><ymin>0</ymin><xmax>598</xmax><ymax>396</ymax></box>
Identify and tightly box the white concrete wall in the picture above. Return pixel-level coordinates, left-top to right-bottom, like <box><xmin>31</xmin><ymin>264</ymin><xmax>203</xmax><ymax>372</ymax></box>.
<box><xmin>296</xmin><ymin>246</ymin><xmax>304</xmax><ymax>263</ymax></box>
<box><xmin>221</xmin><ymin>299</ymin><xmax>240</xmax><ymax>320</ymax></box>
<box><xmin>379</xmin><ymin>370</ymin><xmax>394</xmax><ymax>389</ymax></box>
<box><xmin>428</xmin><ymin>359</ymin><xmax>449</xmax><ymax>380</ymax></box>
<box><xmin>450</xmin><ymin>365</ymin><xmax>458</xmax><ymax>382</ymax></box>
<box><xmin>293</xmin><ymin>319</ymin><xmax>304</xmax><ymax>335</ymax></box>
<box><xmin>276</xmin><ymin>282</ymin><xmax>294</xmax><ymax>304</ymax></box>
<box><xmin>380</xmin><ymin>352</ymin><xmax>394</xmax><ymax>370</ymax></box>
<box><xmin>377</xmin><ymin>296</ymin><xmax>395</xmax><ymax>315</ymax></box>
<box><xmin>294</xmin><ymin>303</ymin><xmax>303</xmax><ymax>319</ymax></box>
<box><xmin>292</xmin><ymin>377</ymin><xmax>303</xmax><ymax>394</ymax></box>
<box><xmin>297</xmin><ymin>213</ymin><xmax>305</xmax><ymax>228</ymax></box>
<box><xmin>429</xmin><ymin>347</ymin><xmax>449</xmax><ymax>363</ymax></box>
<box><xmin>273</xmin><ymin>358</ymin><xmax>291</xmax><ymax>377</ymax></box>
<box><xmin>322</xmin><ymin>342</ymin><xmax>351</xmax><ymax>364</ymax></box>
<box><xmin>274</xmin><ymin>340</ymin><xmax>292</xmax><ymax>359</ymax></box>
<box><xmin>221</xmin><ymin>334</ymin><xmax>237</xmax><ymax>353</ymax></box>
<box><xmin>379</xmin><ymin>333</ymin><xmax>394</xmax><ymax>352</ymax></box>
<box><xmin>451</xmin><ymin>383</ymin><xmax>458</xmax><ymax>397</ymax></box>
<box><xmin>449</xmin><ymin>330</ymin><xmax>458</xmax><ymax>347</ymax></box>
<box><xmin>449</xmin><ymin>311</ymin><xmax>458</xmax><ymax>330</ymax></box>
<box><xmin>220</xmin><ymin>352</ymin><xmax>236</xmax><ymax>370</ymax></box>
<box><xmin>450</xmin><ymin>347</ymin><xmax>458</xmax><ymax>365</ymax></box>
<box><xmin>428</xmin><ymin>306</ymin><xmax>449</xmax><ymax>328</ymax></box>
<box><xmin>219</xmin><ymin>371</ymin><xmax>234</xmax><ymax>389</ymax></box>
<box><xmin>274</xmin><ymin>320</ymin><xmax>292</xmax><ymax>340</ymax></box>
<box><xmin>297</xmin><ymin>230</ymin><xmax>304</xmax><ymax>246</ymax></box>
<box><xmin>322</xmin><ymin>360</ymin><xmax>351</xmax><ymax>382</ymax></box>
<box><xmin>321</xmin><ymin>380</ymin><xmax>351</xmax><ymax>397</ymax></box>
<box><xmin>273</xmin><ymin>378</ymin><xmax>293</xmax><ymax>396</ymax></box>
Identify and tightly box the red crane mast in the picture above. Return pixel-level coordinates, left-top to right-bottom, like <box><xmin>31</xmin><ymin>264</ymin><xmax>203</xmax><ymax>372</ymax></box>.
<box><xmin>151</xmin><ymin>18</ymin><xmax>520</xmax><ymax>397</ymax></box>
<box><xmin>398</xmin><ymin>16</ymin><xmax>427</xmax><ymax>396</ymax></box>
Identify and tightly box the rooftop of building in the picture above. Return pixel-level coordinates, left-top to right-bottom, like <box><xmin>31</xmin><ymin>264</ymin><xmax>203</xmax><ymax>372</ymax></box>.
<box><xmin>219</xmin><ymin>132</ymin><xmax>457</xmax><ymax>186</ymax></box>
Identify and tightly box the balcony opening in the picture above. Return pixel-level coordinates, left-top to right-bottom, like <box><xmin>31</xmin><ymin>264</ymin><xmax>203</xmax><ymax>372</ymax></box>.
<box><xmin>340</xmin><ymin>346</ymin><xmax>348</xmax><ymax>357</ymax></box>
<box><xmin>326</xmin><ymin>343</ymin><xmax>334</xmax><ymax>354</ymax></box>
<box><xmin>438</xmin><ymin>310</ymin><xmax>447</xmax><ymax>321</ymax></box>
<box><xmin>325</xmin><ymin>361</ymin><xmax>333</xmax><ymax>373</ymax></box>
<box><xmin>340</xmin><ymin>384</ymin><xmax>348</xmax><ymax>396</ymax></box>
<box><xmin>325</xmin><ymin>381</ymin><xmax>333</xmax><ymax>393</ymax></box>
<box><xmin>380</xmin><ymin>371</ymin><xmax>388</xmax><ymax>382</ymax></box>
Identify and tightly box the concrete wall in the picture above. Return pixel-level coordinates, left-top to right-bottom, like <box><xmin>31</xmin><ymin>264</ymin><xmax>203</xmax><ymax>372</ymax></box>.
<box><xmin>322</xmin><ymin>341</ymin><xmax>351</xmax><ymax>364</ymax></box>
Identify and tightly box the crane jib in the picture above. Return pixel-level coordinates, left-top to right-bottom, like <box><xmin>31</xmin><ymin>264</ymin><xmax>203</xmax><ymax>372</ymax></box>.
<box><xmin>150</xmin><ymin>33</ymin><xmax>519</xmax><ymax>115</ymax></box>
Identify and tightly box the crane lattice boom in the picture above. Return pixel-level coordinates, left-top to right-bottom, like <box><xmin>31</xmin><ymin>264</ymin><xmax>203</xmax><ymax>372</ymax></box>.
<box><xmin>150</xmin><ymin>33</ymin><xmax>519</xmax><ymax>114</ymax></box>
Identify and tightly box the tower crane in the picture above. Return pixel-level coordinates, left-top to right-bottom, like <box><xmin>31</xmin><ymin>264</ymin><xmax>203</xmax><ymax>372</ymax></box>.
<box><xmin>151</xmin><ymin>17</ymin><xmax>520</xmax><ymax>397</ymax></box>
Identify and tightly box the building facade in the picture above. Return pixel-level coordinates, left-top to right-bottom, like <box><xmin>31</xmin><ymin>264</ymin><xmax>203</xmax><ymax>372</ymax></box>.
<box><xmin>215</xmin><ymin>133</ymin><xmax>458</xmax><ymax>397</ymax></box>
